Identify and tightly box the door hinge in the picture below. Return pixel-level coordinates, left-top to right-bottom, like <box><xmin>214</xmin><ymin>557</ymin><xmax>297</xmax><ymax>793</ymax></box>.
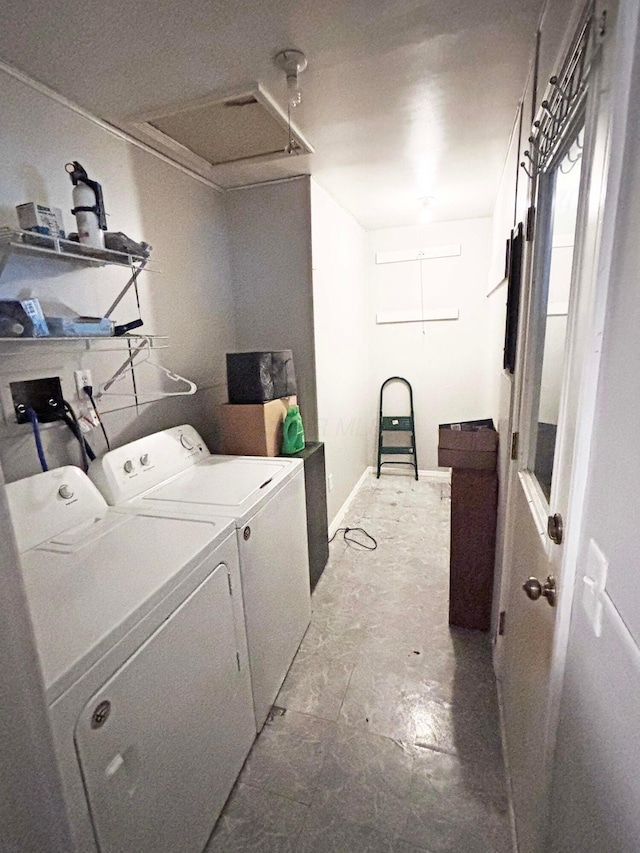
<box><xmin>511</xmin><ymin>431</ymin><xmax>519</xmax><ymax>460</ymax></box>
<box><xmin>498</xmin><ymin>610</ymin><xmax>507</xmax><ymax>636</ymax></box>
<box><xmin>526</xmin><ymin>205</ymin><xmax>536</xmax><ymax>241</ymax></box>
<box><xmin>236</xmin><ymin>652</ymin><xmax>241</xmax><ymax>672</ymax></box>
<box><xmin>227</xmin><ymin>572</ymin><xmax>233</xmax><ymax>595</ymax></box>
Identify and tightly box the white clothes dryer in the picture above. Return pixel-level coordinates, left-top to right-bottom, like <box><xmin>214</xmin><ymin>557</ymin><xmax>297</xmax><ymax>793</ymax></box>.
<box><xmin>7</xmin><ymin>465</ymin><xmax>255</xmax><ymax>853</ymax></box>
<box><xmin>89</xmin><ymin>424</ymin><xmax>312</xmax><ymax>731</ymax></box>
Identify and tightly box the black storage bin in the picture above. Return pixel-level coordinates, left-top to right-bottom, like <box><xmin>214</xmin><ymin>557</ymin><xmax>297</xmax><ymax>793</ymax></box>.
<box><xmin>279</xmin><ymin>442</ymin><xmax>329</xmax><ymax>591</ymax></box>
<box><xmin>226</xmin><ymin>351</ymin><xmax>297</xmax><ymax>404</ymax></box>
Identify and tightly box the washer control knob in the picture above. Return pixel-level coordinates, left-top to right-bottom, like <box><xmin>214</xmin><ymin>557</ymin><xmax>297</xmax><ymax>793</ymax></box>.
<box><xmin>58</xmin><ymin>484</ymin><xmax>74</xmax><ymax>500</ymax></box>
<box><xmin>123</xmin><ymin>460</ymin><xmax>135</xmax><ymax>474</ymax></box>
<box><xmin>140</xmin><ymin>454</ymin><xmax>150</xmax><ymax>467</ymax></box>
<box><xmin>180</xmin><ymin>434</ymin><xmax>194</xmax><ymax>450</ymax></box>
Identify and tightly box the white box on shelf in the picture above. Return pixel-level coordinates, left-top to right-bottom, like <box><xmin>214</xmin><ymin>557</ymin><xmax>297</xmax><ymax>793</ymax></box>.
<box><xmin>16</xmin><ymin>203</ymin><xmax>66</xmax><ymax>238</ymax></box>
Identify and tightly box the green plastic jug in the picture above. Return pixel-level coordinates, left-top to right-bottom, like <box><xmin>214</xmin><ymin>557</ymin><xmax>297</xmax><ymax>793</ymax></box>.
<box><xmin>282</xmin><ymin>405</ymin><xmax>305</xmax><ymax>454</ymax></box>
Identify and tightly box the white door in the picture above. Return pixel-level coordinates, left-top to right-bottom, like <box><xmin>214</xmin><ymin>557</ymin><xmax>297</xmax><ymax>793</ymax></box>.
<box><xmin>499</xmin><ymin>8</ymin><xmax>615</xmax><ymax>853</ymax></box>
<box><xmin>74</xmin><ymin>560</ymin><xmax>255</xmax><ymax>853</ymax></box>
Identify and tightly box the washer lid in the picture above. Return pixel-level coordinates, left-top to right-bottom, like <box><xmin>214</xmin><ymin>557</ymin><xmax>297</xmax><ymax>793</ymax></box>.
<box><xmin>142</xmin><ymin>457</ymin><xmax>290</xmax><ymax>508</ymax></box>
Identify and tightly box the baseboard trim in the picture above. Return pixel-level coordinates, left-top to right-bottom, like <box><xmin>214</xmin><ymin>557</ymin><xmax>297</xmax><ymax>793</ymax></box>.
<box><xmin>328</xmin><ymin>467</ymin><xmax>372</xmax><ymax>538</ymax></box>
<box><xmin>373</xmin><ymin>465</ymin><xmax>451</xmax><ymax>482</ymax></box>
<box><xmin>496</xmin><ymin>678</ymin><xmax>519</xmax><ymax>852</ymax></box>
<box><xmin>417</xmin><ymin>468</ymin><xmax>451</xmax><ymax>481</ymax></box>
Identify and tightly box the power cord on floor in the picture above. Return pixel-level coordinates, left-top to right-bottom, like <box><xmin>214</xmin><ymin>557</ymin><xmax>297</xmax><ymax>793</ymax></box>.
<box><xmin>328</xmin><ymin>526</ymin><xmax>378</xmax><ymax>550</ymax></box>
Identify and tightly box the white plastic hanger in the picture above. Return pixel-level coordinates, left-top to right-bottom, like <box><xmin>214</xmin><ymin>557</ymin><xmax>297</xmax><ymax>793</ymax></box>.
<box><xmin>97</xmin><ymin>337</ymin><xmax>197</xmax><ymax>399</ymax></box>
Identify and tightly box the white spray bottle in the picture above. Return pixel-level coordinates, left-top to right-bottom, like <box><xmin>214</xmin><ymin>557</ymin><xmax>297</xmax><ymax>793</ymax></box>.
<box><xmin>66</xmin><ymin>161</ymin><xmax>107</xmax><ymax>249</ymax></box>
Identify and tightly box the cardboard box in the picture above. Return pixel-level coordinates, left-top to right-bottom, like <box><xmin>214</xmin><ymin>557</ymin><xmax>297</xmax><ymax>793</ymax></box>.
<box><xmin>16</xmin><ymin>203</ymin><xmax>66</xmax><ymax>238</ymax></box>
<box><xmin>219</xmin><ymin>396</ymin><xmax>297</xmax><ymax>457</ymax></box>
<box><xmin>449</xmin><ymin>468</ymin><xmax>498</xmax><ymax>631</ymax></box>
<box><xmin>438</xmin><ymin>419</ymin><xmax>498</xmax><ymax>469</ymax></box>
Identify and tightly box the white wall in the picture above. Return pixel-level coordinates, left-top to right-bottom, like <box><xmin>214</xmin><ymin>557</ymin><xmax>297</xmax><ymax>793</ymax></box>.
<box><xmin>310</xmin><ymin>179</ymin><xmax>370</xmax><ymax>523</ymax></box>
<box><xmin>550</xmin><ymin>3</ymin><xmax>640</xmax><ymax>847</ymax></box>
<box><xmin>0</xmin><ymin>68</ymin><xmax>235</xmax><ymax>482</ymax></box>
<box><xmin>225</xmin><ymin>177</ymin><xmax>319</xmax><ymax>441</ymax></box>
<box><xmin>368</xmin><ymin>218</ymin><xmax>494</xmax><ymax>471</ymax></box>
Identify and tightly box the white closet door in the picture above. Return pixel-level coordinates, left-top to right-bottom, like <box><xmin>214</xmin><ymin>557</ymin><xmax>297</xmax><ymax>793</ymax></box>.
<box><xmin>74</xmin><ymin>559</ymin><xmax>254</xmax><ymax>853</ymax></box>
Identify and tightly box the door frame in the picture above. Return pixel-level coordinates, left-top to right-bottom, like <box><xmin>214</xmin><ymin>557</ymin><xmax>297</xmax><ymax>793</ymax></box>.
<box><xmin>495</xmin><ymin>0</ymin><xmax>626</xmax><ymax>839</ymax></box>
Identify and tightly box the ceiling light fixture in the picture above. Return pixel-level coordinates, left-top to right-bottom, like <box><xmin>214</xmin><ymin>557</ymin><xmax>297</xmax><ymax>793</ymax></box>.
<box><xmin>418</xmin><ymin>196</ymin><xmax>435</xmax><ymax>225</ymax></box>
<box><xmin>275</xmin><ymin>49</ymin><xmax>308</xmax><ymax>110</ymax></box>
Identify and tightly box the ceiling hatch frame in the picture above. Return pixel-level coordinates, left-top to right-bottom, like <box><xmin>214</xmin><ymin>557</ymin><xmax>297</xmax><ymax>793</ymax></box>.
<box><xmin>125</xmin><ymin>84</ymin><xmax>314</xmax><ymax>184</ymax></box>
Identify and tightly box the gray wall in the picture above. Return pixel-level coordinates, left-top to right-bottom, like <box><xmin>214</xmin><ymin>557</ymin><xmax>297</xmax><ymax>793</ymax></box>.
<box><xmin>225</xmin><ymin>178</ymin><xmax>319</xmax><ymax>441</ymax></box>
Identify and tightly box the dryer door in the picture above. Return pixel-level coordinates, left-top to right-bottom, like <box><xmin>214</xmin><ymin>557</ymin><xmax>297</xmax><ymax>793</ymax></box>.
<box><xmin>74</xmin><ymin>559</ymin><xmax>254</xmax><ymax>853</ymax></box>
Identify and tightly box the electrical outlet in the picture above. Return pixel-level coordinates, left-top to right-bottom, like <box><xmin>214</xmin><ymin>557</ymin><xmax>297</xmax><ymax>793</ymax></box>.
<box><xmin>74</xmin><ymin>369</ymin><xmax>93</xmax><ymax>398</ymax></box>
<box><xmin>328</xmin><ymin>473</ymin><xmax>334</xmax><ymax>492</ymax></box>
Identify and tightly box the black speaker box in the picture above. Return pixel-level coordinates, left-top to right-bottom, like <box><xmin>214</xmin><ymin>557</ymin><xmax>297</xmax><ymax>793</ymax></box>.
<box><xmin>226</xmin><ymin>351</ymin><xmax>297</xmax><ymax>404</ymax></box>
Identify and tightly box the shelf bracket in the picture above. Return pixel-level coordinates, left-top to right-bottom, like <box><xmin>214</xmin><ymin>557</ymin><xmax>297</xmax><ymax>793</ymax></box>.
<box><xmin>104</xmin><ymin>259</ymin><xmax>149</xmax><ymax>319</ymax></box>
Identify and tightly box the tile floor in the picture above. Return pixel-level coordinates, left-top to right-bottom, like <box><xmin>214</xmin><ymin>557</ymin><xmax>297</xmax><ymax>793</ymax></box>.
<box><xmin>207</xmin><ymin>471</ymin><xmax>511</xmax><ymax>853</ymax></box>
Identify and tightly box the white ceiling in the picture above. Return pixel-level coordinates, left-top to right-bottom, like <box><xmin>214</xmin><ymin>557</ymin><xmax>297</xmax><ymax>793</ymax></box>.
<box><xmin>0</xmin><ymin>0</ymin><xmax>544</xmax><ymax>229</ymax></box>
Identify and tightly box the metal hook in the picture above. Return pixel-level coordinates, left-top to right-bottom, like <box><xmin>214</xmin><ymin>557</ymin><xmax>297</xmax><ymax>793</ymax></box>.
<box><xmin>541</xmin><ymin>99</ymin><xmax>561</xmax><ymax>131</ymax></box>
<box><xmin>549</xmin><ymin>76</ymin><xmax>572</xmax><ymax>103</ymax></box>
<box><xmin>538</xmin><ymin>127</ymin><xmax>553</xmax><ymax>145</ymax></box>
<box><xmin>541</xmin><ymin>100</ymin><xmax>561</xmax><ymax>136</ymax></box>
<box><xmin>536</xmin><ymin>117</ymin><xmax>555</xmax><ymax>142</ymax></box>
<box><xmin>520</xmin><ymin>161</ymin><xmax>534</xmax><ymax>179</ymax></box>
<box><xmin>533</xmin><ymin>118</ymin><xmax>554</xmax><ymax>143</ymax></box>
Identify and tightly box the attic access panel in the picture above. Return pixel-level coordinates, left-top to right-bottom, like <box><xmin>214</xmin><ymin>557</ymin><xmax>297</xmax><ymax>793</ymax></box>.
<box><xmin>150</xmin><ymin>97</ymin><xmax>285</xmax><ymax>165</ymax></box>
<box><xmin>132</xmin><ymin>87</ymin><xmax>313</xmax><ymax>171</ymax></box>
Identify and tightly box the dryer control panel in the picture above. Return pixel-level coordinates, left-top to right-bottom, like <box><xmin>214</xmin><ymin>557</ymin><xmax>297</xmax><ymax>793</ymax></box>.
<box><xmin>89</xmin><ymin>425</ymin><xmax>209</xmax><ymax>505</ymax></box>
<box><xmin>7</xmin><ymin>466</ymin><xmax>108</xmax><ymax>553</ymax></box>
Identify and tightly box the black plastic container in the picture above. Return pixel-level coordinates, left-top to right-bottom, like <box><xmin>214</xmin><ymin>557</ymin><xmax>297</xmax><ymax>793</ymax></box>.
<box><xmin>226</xmin><ymin>351</ymin><xmax>297</xmax><ymax>404</ymax></box>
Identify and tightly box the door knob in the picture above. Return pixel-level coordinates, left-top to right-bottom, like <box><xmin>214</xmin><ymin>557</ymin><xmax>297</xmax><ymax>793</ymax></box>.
<box><xmin>522</xmin><ymin>575</ymin><xmax>557</xmax><ymax>607</ymax></box>
<box><xmin>547</xmin><ymin>513</ymin><xmax>563</xmax><ymax>544</ymax></box>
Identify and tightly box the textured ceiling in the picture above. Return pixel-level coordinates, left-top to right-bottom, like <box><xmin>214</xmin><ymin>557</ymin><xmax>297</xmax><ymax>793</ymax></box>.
<box><xmin>0</xmin><ymin>0</ymin><xmax>544</xmax><ymax>228</ymax></box>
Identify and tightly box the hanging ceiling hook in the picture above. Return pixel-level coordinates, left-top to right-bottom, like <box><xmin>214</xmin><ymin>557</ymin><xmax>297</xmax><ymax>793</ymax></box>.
<box><xmin>274</xmin><ymin>49</ymin><xmax>308</xmax><ymax>109</ymax></box>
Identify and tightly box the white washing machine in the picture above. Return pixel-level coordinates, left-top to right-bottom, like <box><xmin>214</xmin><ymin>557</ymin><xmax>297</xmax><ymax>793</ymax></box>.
<box><xmin>7</xmin><ymin>465</ymin><xmax>255</xmax><ymax>853</ymax></box>
<box><xmin>89</xmin><ymin>424</ymin><xmax>312</xmax><ymax>731</ymax></box>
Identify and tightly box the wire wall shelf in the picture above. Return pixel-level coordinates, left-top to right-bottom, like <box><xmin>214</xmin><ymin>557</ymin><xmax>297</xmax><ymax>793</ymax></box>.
<box><xmin>0</xmin><ymin>228</ymin><xmax>157</xmax><ymax>273</ymax></box>
<box><xmin>0</xmin><ymin>334</ymin><xmax>169</xmax><ymax>353</ymax></box>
